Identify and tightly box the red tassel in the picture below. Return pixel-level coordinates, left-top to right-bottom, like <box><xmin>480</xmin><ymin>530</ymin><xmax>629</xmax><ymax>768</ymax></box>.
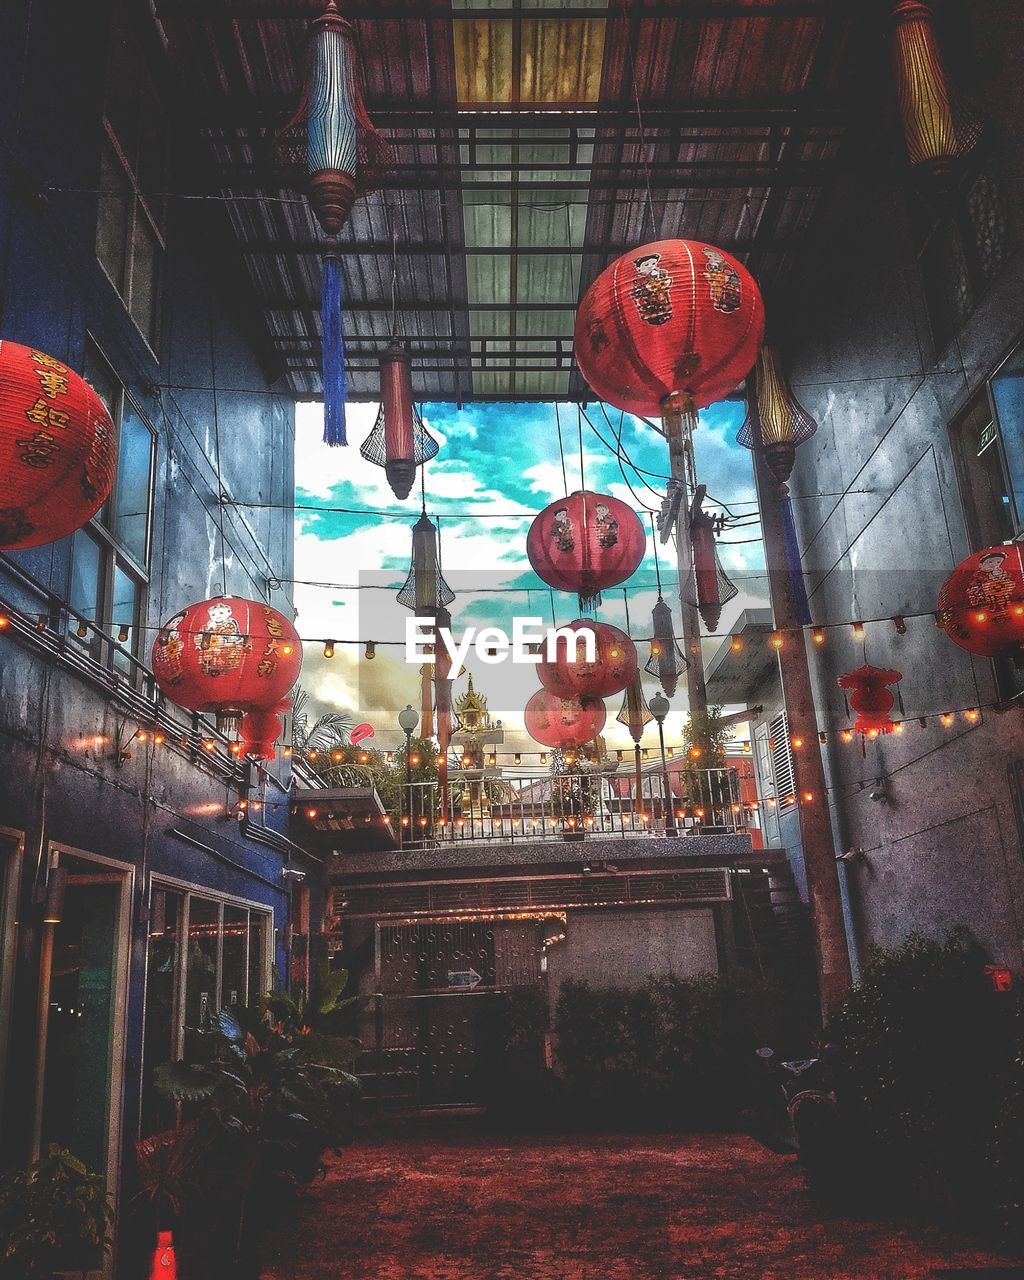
<box><xmin>149</xmin><ymin>1231</ymin><xmax>177</xmax><ymax>1279</ymax></box>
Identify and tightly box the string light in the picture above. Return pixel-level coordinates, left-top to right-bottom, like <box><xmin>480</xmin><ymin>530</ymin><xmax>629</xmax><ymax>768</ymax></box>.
<box><xmin>203</xmin><ymin>739</ymin><xmax>217</xmax><ymax>752</ymax></box>
<box><xmin>281</xmin><ymin>643</ymin><xmax>294</xmax><ymax>655</ymax></box>
<box><xmin>323</xmin><ymin>640</ymin><xmax>335</xmax><ymax>658</ymax></box>
<box><xmin>365</xmin><ymin>641</ymin><xmax>376</xmax><ymax>659</ymax></box>
<box><xmin>730</xmin><ymin>635</ymin><xmax>743</xmax><ymax>653</ymax></box>
<box><xmin>616</xmin><ymin>750</ymin><xmax>624</xmax><ymax>762</ymax></box>
<box><xmin>386</xmin><ymin>751</ymin><xmax>394</xmax><ymax>762</ymax></box>
<box><xmin>36</xmin><ymin>614</ymin><xmax>48</xmax><ymax>632</ymax></box>
<box><xmin>332</xmin><ymin>749</ymin><xmax>344</xmax><ymax>762</ymax></box>
<box><xmin>964</xmin><ymin>708</ymin><xmax>980</xmax><ymax>724</ymax></box>
<box><xmin>769</xmin><ymin>632</ymin><xmax>784</xmax><ymax>650</ymax></box>
<box><xmin>893</xmin><ymin>616</ymin><xmax>907</xmax><ymax>635</ymax></box>
<box><xmin>802</xmin><ymin>791</ymin><xmax>814</xmax><ymax>803</ymax></box>
<box><xmin>283</xmin><ymin>745</ymin><xmax>293</xmax><ymax>757</ymax></box>
<box><xmin>853</xmin><ymin>621</ymin><xmax>865</xmax><ymax>640</ymax></box>
<box><xmin>642</xmin><ymin>749</ymin><xmax>651</xmax><ymax>760</ymax></box>
<box><xmin>841</xmin><ymin>730</ymin><xmax>854</xmax><ymax>743</ymax></box>
<box><xmin>688</xmin><ymin>747</ymin><xmax>702</xmax><ymax>760</ymax></box>
<box><xmin>940</xmin><ymin>713</ymin><xmax>954</xmax><ymax>727</ymax></box>
<box><xmin>359</xmin><ymin>751</ymin><xmax>370</xmax><ymax>763</ymax></box>
<box><xmin>791</xmin><ymin>736</ymin><xmax>804</xmax><ymax>750</ymax></box>
<box><xmin>818</xmin><ymin>731</ymin><xmax>827</xmax><ymax>744</ymax></box>
<box><xmin>76</xmin><ymin>622</ymin><xmax>88</xmax><ymax>638</ymax></box>
<box><xmin>540</xmin><ymin>753</ymin><xmax>548</xmax><ymax>765</ymax></box>
<box><xmin>811</xmin><ymin>627</ymin><xmax>826</xmax><ymax>646</ymax></box>
<box><xmin>514</xmin><ymin>753</ymin><xmax>522</xmax><ymax>765</ymax></box>
<box><xmin>650</xmin><ymin>640</ymin><xmax>662</xmax><ymax>656</ymax></box>
<box><xmin>409</xmin><ymin>752</ymin><xmax>421</xmax><ymax>766</ymax></box>
<box><xmin>0</xmin><ymin>614</ymin><xmax>8</xmax><ymax>630</ymax></box>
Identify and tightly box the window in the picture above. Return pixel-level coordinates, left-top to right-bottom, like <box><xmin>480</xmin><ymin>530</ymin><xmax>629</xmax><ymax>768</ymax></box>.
<box><xmin>916</xmin><ymin>156</ymin><xmax>1013</xmax><ymax>353</ymax></box>
<box><xmin>70</xmin><ymin>344</ymin><xmax>155</xmax><ymax>671</ymax></box>
<box><xmin>951</xmin><ymin>345</ymin><xmax>1024</xmax><ymax>699</ymax></box>
<box><xmin>95</xmin><ymin>24</ymin><xmax>167</xmax><ymax>351</ymax></box>
<box><xmin>141</xmin><ymin>888</ymin><xmax>271</xmax><ymax>1135</ymax></box>
<box><xmin>764</xmin><ymin>711</ymin><xmax>796</xmax><ymax>810</ymax></box>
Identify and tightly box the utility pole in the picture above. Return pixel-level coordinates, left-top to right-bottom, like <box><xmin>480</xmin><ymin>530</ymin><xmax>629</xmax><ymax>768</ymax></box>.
<box><xmin>662</xmin><ymin>419</ymin><xmax>708</xmax><ymax>717</ymax></box>
<box><xmin>751</xmin><ymin>448</ymin><xmax>853</xmax><ymax>1018</ymax></box>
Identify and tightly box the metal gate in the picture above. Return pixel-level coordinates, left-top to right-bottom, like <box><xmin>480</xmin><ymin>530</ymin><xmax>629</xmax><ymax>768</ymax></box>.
<box><xmin>364</xmin><ymin>917</ymin><xmax>548</xmax><ymax>1107</ymax></box>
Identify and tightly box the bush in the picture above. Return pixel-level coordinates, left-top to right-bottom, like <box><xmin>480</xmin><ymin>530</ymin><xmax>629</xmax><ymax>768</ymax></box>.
<box><xmin>551</xmin><ymin>970</ymin><xmax>785</xmax><ymax>1128</ymax></box>
<box><xmin>831</xmin><ymin>928</ymin><xmax>1024</xmax><ymax>1241</ymax></box>
<box><xmin>0</xmin><ymin>1146</ymin><xmax>113</xmax><ymax>1279</ymax></box>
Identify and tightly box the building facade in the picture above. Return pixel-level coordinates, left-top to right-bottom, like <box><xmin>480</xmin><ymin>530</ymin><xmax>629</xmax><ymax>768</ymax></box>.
<box><xmin>0</xmin><ymin>4</ymin><xmax>309</xmax><ymax>1275</ymax></box>
<box><xmin>774</xmin><ymin>0</ymin><xmax>1024</xmax><ymax>973</ymax></box>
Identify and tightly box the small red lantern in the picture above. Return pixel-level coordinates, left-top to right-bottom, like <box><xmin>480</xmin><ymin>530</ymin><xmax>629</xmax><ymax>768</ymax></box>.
<box><xmin>0</xmin><ymin>340</ymin><xmax>116</xmax><ymax>549</ymax></box>
<box><xmin>937</xmin><ymin>544</ymin><xmax>1024</xmax><ymax>658</ymax></box>
<box><xmin>239</xmin><ymin>708</ymin><xmax>289</xmax><ymax>761</ymax></box>
<box><xmin>574</xmin><ymin>239</ymin><xmax>765</xmax><ymax>421</ymax></box>
<box><xmin>524</xmin><ymin>688</ymin><xmax>607</xmax><ymax>750</ymax></box>
<box><xmin>152</xmin><ymin>596</ymin><xmax>302</xmax><ymax>737</ymax></box>
<box><xmin>984</xmin><ymin>964</ymin><xmax>1014</xmax><ymax>993</ymax></box>
<box><xmin>538</xmin><ymin>619</ymin><xmax>637</xmax><ymax>699</ymax></box>
<box><xmin>527</xmin><ymin>490</ymin><xmax>645</xmax><ymax>611</ymax></box>
<box><xmin>837</xmin><ymin>664</ymin><xmax>903</xmax><ymax>736</ymax></box>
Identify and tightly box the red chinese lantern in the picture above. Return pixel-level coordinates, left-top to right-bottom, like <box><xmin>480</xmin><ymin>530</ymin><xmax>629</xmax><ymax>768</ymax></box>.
<box><xmin>524</xmin><ymin>688</ymin><xmax>607</xmax><ymax>750</ymax></box>
<box><xmin>574</xmin><ymin>239</ymin><xmax>765</xmax><ymax>425</ymax></box>
<box><xmin>152</xmin><ymin>596</ymin><xmax>302</xmax><ymax>737</ymax></box>
<box><xmin>837</xmin><ymin>665</ymin><xmax>903</xmax><ymax>736</ymax></box>
<box><xmin>0</xmin><ymin>340</ymin><xmax>116</xmax><ymax>550</ymax></box>
<box><xmin>538</xmin><ymin>619</ymin><xmax>637</xmax><ymax>699</ymax></box>
<box><xmin>527</xmin><ymin>490</ymin><xmax>645</xmax><ymax>611</ymax></box>
<box><xmin>239</xmin><ymin>708</ymin><xmax>289</xmax><ymax>761</ymax></box>
<box><xmin>937</xmin><ymin>544</ymin><xmax>1024</xmax><ymax>658</ymax></box>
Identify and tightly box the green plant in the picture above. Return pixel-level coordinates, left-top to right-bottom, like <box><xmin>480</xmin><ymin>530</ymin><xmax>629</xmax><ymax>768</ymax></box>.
<box><xmin>152</xmin><ymin>1003</ymin><xmax>359</xmax><ymax>1270</ymax></box>
<box><xmin>831</xmin><ymin>927</ymin><xmax>1024</xmax><ymax>1239</ymax></box>
<box><xmin>0</xmin><ymin>1146</ymin><xmax>113</xmax><ymax>1278</ymax></box>
<box><xmin>681</xmin><ymin>706</ymin><xmax>733</xmax><ymax>770</ymax></box>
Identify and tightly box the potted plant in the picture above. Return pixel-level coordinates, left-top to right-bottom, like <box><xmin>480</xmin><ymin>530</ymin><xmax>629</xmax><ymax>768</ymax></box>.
<box><xmin>0</xmin><ymin>1146</ymin><xmax>113</xmax><ymax>1279</ymax></box>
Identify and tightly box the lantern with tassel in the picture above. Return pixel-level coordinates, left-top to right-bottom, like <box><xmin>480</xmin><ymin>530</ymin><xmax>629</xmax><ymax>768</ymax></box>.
<box><xmin>276</xmin><ymin>1</ymin><xmax>390</xmax><ymax>445</ymax></box>
<box><xmin>574</xmin><ymin>240</ymin><xmax>764</xmax><ymax>433</ymax></box>
<box><xmin>151</xmin><ymin>597</ymin><xmax>302</xmax><ymax>739</ymax></box>
<box><xmin>616</xmin><ymin>671</ymin><xmax>653</xmax><ymax>814</ymax></box>
<box><xmin>737</xmin><ymin>343</ymin><xmax>818</xmax><ymax>487</ymax></box>
<box><xmin>937</xmin><ymin>544</ymin><xmax>1024</xmax><ymax>657</ymax></box>
<box><xmin>527</xmin><ymin>490</ymin><xmax>645</xmax><ymax>612</ymax></box>
<box><xmin>397</xmin><ymin>513</ymin><xmax>454</xmax><ymax>739</ymax></box>
<box><xmin>0</xmin><ymin>341</ymin><xmax>117</xmax><ymax>549</ymax></box>
<box><xmin>838</xmin><ymin>665</ymin><xmax>904</xmax><ymax>736</ymax></box>
<box><xmin>891</xmin><ymin>1</ymin><xmax>980</xmax><ymax>181</ymax></box>
<box><xmin>525</xmin><ymin>688</ymin><xmax>607</xmax><ymax>751</ymax></box>
<box><xmin>360</xmin><ymin>342</ymin><xmax>439</xmax><ymax>499</ymax></box>
<box><xmin>239</xmin><ymin>705</ymin><xmax>291</xmax><ymax>761</ymax></box>
<box><xmin>539</xmin><ymin>619</ymin><xmax>637</xmax><ymax>699</ymax></box>
<box><xmin>691</xmin><ymin>510</ymin><xmax>738</xmax><ymax>633</ymax></box>
<box><xmin>644</xmin><ymin>597</ymin><xmax>687</xmax><ymax>698</ymax></box>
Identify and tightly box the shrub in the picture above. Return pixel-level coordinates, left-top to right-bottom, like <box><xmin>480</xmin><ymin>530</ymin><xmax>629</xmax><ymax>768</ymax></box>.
<box><xmin>0</xmin><ymin>1146</ymin><xmax>113</xmax><ymax>1279</ymax></box>
<box><xmin>831</xmin><ymin>927</ymin><xmax>1023</xmax><ymax>1240</ymax></box>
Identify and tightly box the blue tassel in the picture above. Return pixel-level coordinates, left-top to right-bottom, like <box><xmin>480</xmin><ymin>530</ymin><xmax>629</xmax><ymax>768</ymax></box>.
<box><xmin>322</xmin><ymin>253</ymin><xmax>347</xmax><ymax>446</ymax></box>
<box><xmin>779</xmin><ymin>496</ymin><xmax>812</xmax><ymax>625</ymax></box>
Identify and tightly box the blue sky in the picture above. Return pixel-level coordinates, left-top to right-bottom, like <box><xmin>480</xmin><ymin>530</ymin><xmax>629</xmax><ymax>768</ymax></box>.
<box><xmin>293</xmin><ymin>398</ymin><xmax>768</xmax><ymax>754</ymax></box>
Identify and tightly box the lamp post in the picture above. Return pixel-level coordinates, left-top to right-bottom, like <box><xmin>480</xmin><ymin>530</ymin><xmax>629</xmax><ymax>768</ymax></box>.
<box><xmin>648</xmin><ymin>693</ymin><xmax>677</xmax><ymax>837</ymax></box>
<box><xmin>398</xmin><ymin>703</ymin><xmax>418</xmax><ymax>845</ymax></box>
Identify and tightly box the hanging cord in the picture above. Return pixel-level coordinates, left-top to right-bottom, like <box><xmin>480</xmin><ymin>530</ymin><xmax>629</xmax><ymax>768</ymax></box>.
<box><xmin>626</xmin><ymin>23</ymin><xmax>658</xmax><ymax>241</ymax></box>
<box><xmin>554</xmin><ymin>401</ymin><xmax>569</xmax><ymax>497</ymax></box>
<box><xmin>385</xmin><ymin>190</ymin><xmax>400</xmax><ymax>342</ymax></box>
<box><xmin>577</xmin><ymin>405</ymin><xmax>586</xmax><ymax>491</ymax></box>
<box><xmin>622</xmin><ymin>586</ymin><xmax>632</xmax><ymax>637</ymax></box>
<box><xmin>208</xmin><ymin>301</ymin><xmax>230</xmax><ymax>596</ymax></box>
<box><xmin>650</xmin><ymin>514</ymin><xmax>664</xmax><ymax>597</ymax></box>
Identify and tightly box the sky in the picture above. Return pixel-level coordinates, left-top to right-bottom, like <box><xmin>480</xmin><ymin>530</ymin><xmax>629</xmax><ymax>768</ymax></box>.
<box><xmin>292</xmin><ymin>398</ymin><xmax>769</xmax><ymax>757</ymax></box>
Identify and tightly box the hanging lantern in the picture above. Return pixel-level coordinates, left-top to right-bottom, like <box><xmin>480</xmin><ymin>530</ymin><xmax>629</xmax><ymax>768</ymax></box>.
<box><xmin>538</xmin><ymin>619</ymin><xmax>637</xmax><ymax>699</ymax></box>
<box><xmin>360</xmin><ymin>343</ymin><xmax>439</xmax><ymax>499</ymax></box>
<box><xmin>937</xmin><ymin>544</ymin><xmax>1024</xmax><ymax>657</ymax></box>
<box><xmin>0</xmin><ymin>341</ymin><xmax>116</xmax><ymax>550</ymax></box>
<box><xmin>152</xmin><ymin>596</ymin><xmax>302</xmax><ymax>737</ymax></box>
<box><xmin>616</xmin><ymin>672</ymin><xmax>652</xmax><ymax>815</ymax></box>
<box><xmin>574</xmin><ymin>239</ymin><xmax>764</xmax><ymax>431</ymax></box>
<box><xmin>239</xmin><ymin>707</ymin><xmax>289</xmax><ymax>761</ymax></box>
<box><xmin>838</xmin><ymin>665</ymin><xmax>903</xmax><ymax>736</ymax></box>
<box><xmin>737</xmin><ymin>343</ymin><xmax>818</xmax><ymax>486</ymax></box>
<box><xmin>524</xmin><ymin>688</ymin><xmax>607</xmax><ymax>750</ymax></box>
<box><xmin>275</xmin><ymin>1</ymin><xmax>390</xmax><ymax>446</ymax></box>
<box><xmin>644</xmin><ymin>597</ymin><xmax>687</xmax><ymax>698</ymax></box>
<box><xmin>527</xmin><ymin>490</ymin><xmax>645</xmax><ymax>612</ymax></box>
<box><xmin>397</xmin><ymin>513</ymin><xmax>454</xmax><ymax>739</ymax></box>
<box><xmin>891</xmin><ymin>1</ymin><xmax>980</xmax><ymax>181</ymax></box>
<box><xmin>691</xmin><ymin>510</ymin><xmax>738</xmax><ymax>633</ymax></box>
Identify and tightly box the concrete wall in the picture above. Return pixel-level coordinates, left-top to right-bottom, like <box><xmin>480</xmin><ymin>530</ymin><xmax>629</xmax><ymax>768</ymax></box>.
<box><xmin>545</xmin><ymin>907</ymin><xmax>719</xmax><ymax>998</ymax></box>
<box><xmin>775</xmin><ymin>0</ymin><xmax>1024</xmax><ymax>971</ymax></box>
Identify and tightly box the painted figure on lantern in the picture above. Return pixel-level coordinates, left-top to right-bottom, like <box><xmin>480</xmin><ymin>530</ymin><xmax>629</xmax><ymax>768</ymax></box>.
<box><xmin>154</xmin><ymin>611</ymin><xmax>188</xmax><ymax>685</ymax></box>
<box><xmin>595</xmin><ymin>502</ymin><xmax>618</xmax><ymax>548</ymax></box>
<box><xmin>703</xmin><ymin>247</ymin><xmax>742</xmax><ymax>314</ymax></box>
<box><xmin>552</xmin><ymin>508</ymin><xmax>575</xmax><ymax>553</ymax></box>
<box><xmin>630</xmin><ymin>253</ymin><xmax>674</xmax><ymax>326</ymax></box>
<box><xmin>968</xmin><ymin>550</ymin><xmax>1015</xmax><ymax>614</ymax></box>
<box><xmin>196</xmin><ymin>601</ymin><xmax>245</xmax><ymax>677</ymax></box>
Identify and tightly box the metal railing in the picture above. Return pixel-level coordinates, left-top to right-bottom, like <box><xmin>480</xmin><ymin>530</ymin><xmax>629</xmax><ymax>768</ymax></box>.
<box><xmin>395</xmin><ymin>766</ymin><xmax>747</xmax><ymax>846</ymax></box>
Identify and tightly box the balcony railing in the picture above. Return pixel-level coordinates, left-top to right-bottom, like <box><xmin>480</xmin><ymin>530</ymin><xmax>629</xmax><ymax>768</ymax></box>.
<box><xmin>393</xmin><ymin>766</ymin><xmax>748</xmax><ymax>846</ymax></box>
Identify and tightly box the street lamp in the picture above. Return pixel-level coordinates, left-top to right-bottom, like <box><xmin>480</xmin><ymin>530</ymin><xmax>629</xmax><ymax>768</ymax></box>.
<box><xmin>398</xmin><ymin>704</ymin><xmax>419</xmax><ymax>843</ymax></box>
<box><xmin>648</xmin><ymin>693</ymin><xmax>677</xmax><ymax>837</ymax></box>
